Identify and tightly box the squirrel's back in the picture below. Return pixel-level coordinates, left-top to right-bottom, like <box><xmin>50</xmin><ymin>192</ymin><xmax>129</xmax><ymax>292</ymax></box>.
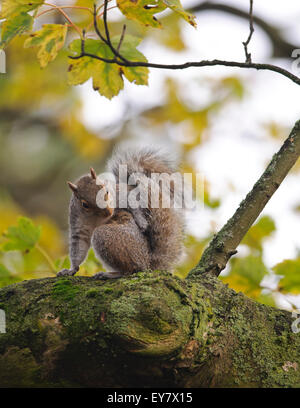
<box><xmin>107</xmin><ymin>146</ymin><xmax>177</xmax><ymax>179</ymax></box>
<box><xmin>107</xmin><ymin>147</ymin><xmax>185</xmax><ymax>271</ymax></box>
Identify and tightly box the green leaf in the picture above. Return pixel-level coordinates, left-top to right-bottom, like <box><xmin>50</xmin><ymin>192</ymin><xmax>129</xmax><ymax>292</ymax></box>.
<box><xmin>93</xmin><ymin>57</ymin><xmax>124</xmax><ymax>99</ymax></box>
<box><xmin>2</xmin><ymin>216</ymin><xmax>41</xmax><ymax>252</ymax></box>
<box><xmin>222</xmin><ymin>255</ymin><xmax>268</xmax><ymax>298</ymax></box>
<box><xmin>68</xmin><ymin>39</ymin><xmax>123</xmax><ymax>99</ymax></box>
<box><xmin>231</xmin><ymin>255</ymin><xmax>268</xmax><ymax>287</ymax></box>
<box><xmin>0</xmin><ymin>264</ymin><xmax>20</xmax><ymax>288</ymax></box>
<box><xmin>112</xmin><ymin>35</ymin><xmax>149</xmax><ymax>85</ymax></box>
<box><xmin>1</xmin><ymin>0</ymin><xmax>44</xmax><ymax>18</ymax></box>
<box><xmin>0</xmin><ymin>12</ymin><xmax>33</xmax><ymax>48</ymax></box>
<box><xmin>117</xmin><ymin>0</ymin><xmax>196</xmax><ymax>28</ymax></box>
<box><xmin>242</xmin><ymin>215</ymin><xmax>276</xmax><ymax>252</ymax></box>
<box><xmin>256</xmin><ymin>292</ymin><xmax>276</xmax><ymax>308</ymax></box>
<box><xmin>24</xmin><ymin>24</ymin><xmax>68</xmax><ymax>68</ymax></box>
<box><xmin>68</xmin><ymin>37</ymin><xmax>148</xmax><ymax>99</ymax></box>
<box><xmin>0</xmin><ymin>264</ymin><xmax>11</xmax><ymax>279</ymax></box>
<box><xmin>54</xmin><ymin>256</ymin><xmax>70</xmax><ymax>271</ymax></box>
<box><xmin>273</xmin><ymin>258</ymin><xmax>300</xmax><ymax>293</ymax></box>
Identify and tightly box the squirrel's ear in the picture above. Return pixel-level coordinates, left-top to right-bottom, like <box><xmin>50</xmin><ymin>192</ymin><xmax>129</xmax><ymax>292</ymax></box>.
<box><xmin>90</xmin><ymin>167</ymin><xmax>97</xmax><ymax>180</ymax></box>
<box><xmin>67</xmin><ymin>181</ymin><xmax>78</xmax><ymax>193</ymax></box>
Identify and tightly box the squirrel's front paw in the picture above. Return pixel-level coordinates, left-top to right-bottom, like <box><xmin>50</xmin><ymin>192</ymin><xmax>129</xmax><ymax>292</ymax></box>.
<box><xmin>57</xmin><ymin>268</ymin><xmax>78</xmax><ymax>277</ymax></box>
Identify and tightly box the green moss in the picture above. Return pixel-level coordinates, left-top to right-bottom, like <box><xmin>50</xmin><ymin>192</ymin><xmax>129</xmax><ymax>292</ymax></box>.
<box><xmin>0</xmin><ymin>347</ymin><xmax>41</xmax><ymax>387</ymax></box>
<box><xmin>85</xmin><ymin>288</ymin><xmax>100</xmax><ymax>298</ymax></box>
<box><xmin>52</xmin><ymin>278</ymin><xmax>79</xmax><ymax>302</ymax></box>
<box><xmin>103</xmin><ymin>287</ymin><xmax>114</xmax><ymax>294</ymax></box>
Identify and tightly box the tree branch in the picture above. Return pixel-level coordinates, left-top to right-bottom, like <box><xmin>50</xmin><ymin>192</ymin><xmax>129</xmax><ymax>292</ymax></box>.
<box><xmin>69</xmin><ymin>0</ymin><xmax>300</xmax><ymax>87</ymax></box>
<box><xmin>93</xmin><ymin>3</ymin><xmax>108</xmax><ymax>45</ymax></box>
<box><xmin>69</xmin><ymin>51</ymin><xmax>300</xmax><ymax>86</ymax></box>
<box><xmin>188</xmin><ymin>119</ymin><xmax>300</xmax><ymax>278</ymax></box>
<box><xmin>0</xmin><ymin>272</ymin><xmax>299</xmax><ymax>387</ymax></box>
<box><xmin>242</xmin><ymin>0</ymin><xmax>254</xmax><ymax>63</ymax></box>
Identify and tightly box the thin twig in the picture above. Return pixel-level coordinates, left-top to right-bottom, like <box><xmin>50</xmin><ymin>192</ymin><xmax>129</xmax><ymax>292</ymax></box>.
<box><xmin>101</xmin><ymin>0</ymin><xmax>129</xmax><ymax>63</ymax></box>
<box><xmin>43</xmin><ymin>3</ymin><xmax>93</xmax><ymax>14</ymax></box>
<box><xmin>86</xmin><ymin>4</ymin><xmax>116</xmax><ymax>31</ymax></box>
<box><xmin>103</xmin><ymin>0</ymin><xmax>112</xmax><ymax>44</ymax></box>
<box><xmin>96</xmin><ymin>0</ymin><xmax>113</xmax><ymax>14</ymax></box>
<box><xmin>117</xmin><ymin>25</ymin><xmax>127</xmax><ymax>53</ymax></box>
<box><xmin>37</xmin><ymin>3</ymin><xmax>82</xmax><ymax>36</ymax></box>
<box><xmin>93</xmin><ymin>3</ymin><xmax>108</xmax><ymax>44</ymax></box>
<box><xmin>242</xmin><ymin>0</ymin><xmax>254</xmax><ymax>63</ymax></box>
<box><xmin>81</xmin><ymin>30</ymin><xmax>86</xmax><ymax>54</ymax></box>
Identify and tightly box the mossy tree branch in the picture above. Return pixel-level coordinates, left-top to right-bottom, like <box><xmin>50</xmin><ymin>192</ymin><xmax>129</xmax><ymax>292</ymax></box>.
<box><xmin>0</xmin><ymin>272</ymin><xmax>299</xmax><ymax>388</ymax></box>
<box><xmin>188</xmin><ymin>119</ymin><xmax>300</xmax><ymax>278</ymax></box>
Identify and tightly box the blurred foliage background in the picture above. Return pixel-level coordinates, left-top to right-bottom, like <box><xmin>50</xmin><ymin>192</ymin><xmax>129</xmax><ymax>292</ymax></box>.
<box><xmin>0</xmin><ymin>0</ymin><xmax>300</xmax><ymax>312</ymax></box>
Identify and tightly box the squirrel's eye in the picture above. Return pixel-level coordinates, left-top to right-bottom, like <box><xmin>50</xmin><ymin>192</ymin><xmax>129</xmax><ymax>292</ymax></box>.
<box><xmin>81</xmin><ymin>200</ymin><xmax>89</xmax><ymax>209</ymax></box>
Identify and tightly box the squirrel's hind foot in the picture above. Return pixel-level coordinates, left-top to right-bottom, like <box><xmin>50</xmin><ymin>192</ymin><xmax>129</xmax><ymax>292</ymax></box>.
<box><xmin>92</xmin><ymin>271</ymin><xmax>122</xmax><ymax>280</ymax></box>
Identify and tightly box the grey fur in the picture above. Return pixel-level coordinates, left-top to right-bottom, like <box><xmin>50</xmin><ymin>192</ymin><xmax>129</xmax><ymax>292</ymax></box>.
<box><xmin>57</xmin><ymin>148</ymin><xmax>185</xmax><ymax>279</ymax></box>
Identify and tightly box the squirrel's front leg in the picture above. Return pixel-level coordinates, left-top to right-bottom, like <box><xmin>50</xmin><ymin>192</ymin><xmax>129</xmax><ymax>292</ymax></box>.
<box><xmin>57</xmin><ymin>226</ymin><xmax>92</xmax><ymax>277</ymax></box>
<box><xmin>57</xmin><ymin>197</ymin><xmax>93</xmax><ymax>277</ymax></box>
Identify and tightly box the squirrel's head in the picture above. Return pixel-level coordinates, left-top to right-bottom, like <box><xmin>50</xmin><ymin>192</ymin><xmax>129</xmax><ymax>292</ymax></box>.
<box><xmin>67</xmin><ymin>168</ymin><xmax>114</xmax><ymax>221</ymax></box>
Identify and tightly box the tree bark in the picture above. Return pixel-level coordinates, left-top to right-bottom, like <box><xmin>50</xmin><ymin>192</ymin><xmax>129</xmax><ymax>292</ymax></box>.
<box><xmin>0</xmin><ymin>272</ymin><xmax>299</xmax><ymax>388</ymax></box>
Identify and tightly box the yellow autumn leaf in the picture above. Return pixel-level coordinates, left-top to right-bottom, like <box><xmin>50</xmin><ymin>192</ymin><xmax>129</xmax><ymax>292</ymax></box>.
<box><xmin>1</xmin><ymin>0</ymin><xmax>44</xmax><ymax>18</ymax></box>
<box><xmin>0</xmin><ymin>12</ymin><xmax>33</xmax><ymax>48</ymax></box>
<box><xmin>24</xmin><ymin>24</ymin><xmax>68</xmax><ymax>68</ymax></box>
<box><xmin>117</xmin><ymin>0</ymin><xmax>167</xmax><ymax>28</ymax></box>
<box><xmin>117</xmin><ymin>0</ymin><xmax>196</xmax><ymax>28</ymax></box>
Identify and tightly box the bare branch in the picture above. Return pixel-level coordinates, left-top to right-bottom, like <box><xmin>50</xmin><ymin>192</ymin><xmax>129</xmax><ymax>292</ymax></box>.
<box><xmin>102</xmin><ymin>0</ymin><xmax>111</xmax><ymax>45</ymax></box>
<box><xmin>102</xmin><ymin>0</ymin><xmax>129</xmax><ymax>63</ymax></box>
<box><xmin>188</xmin><ymin>120</ymin><xmax>300</xmax><ymax>278</ymax></box>
<box><xmin>242</xmin><ymin>0</ymin><xmax>254</xmax><ymax>63</ymax></box>
<box><xmin>93</xmin><ymin>3</ymin><xmax>108</xmax><ymax>44</ymax></box>
<box><xmin>68</xmin><ymin>50</ymin><xmax>300</xmax><ymax>86</ymax></box>
<box><xmin>81</xmin><ymin>29</ymin><xmax>86</xmax><ymax>54</ymax></box>
<box><xmin>117</xmin><ymin>25</ymin><xmax>127</xmax><ymax>53</ymax></box>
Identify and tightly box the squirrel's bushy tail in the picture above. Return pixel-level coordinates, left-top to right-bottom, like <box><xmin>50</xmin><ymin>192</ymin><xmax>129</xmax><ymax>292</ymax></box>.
<box><xmin>107</xmin><ymin>147</ymin><xmax>185</xmax><ymax>271</ymax></box>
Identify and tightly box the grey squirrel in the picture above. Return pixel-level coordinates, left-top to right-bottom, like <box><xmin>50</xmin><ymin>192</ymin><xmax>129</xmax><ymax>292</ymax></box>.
<box><xmin>57</xmin><ymin>147</ymin><xmax>184</xmax><ymax>279</ymax></box>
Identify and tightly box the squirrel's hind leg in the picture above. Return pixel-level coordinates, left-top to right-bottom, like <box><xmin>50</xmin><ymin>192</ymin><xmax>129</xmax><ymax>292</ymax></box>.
<box><xmin>91</xmin><ymin>218</ymin><xmax>151</xmax><ymax>278</ymax></box>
